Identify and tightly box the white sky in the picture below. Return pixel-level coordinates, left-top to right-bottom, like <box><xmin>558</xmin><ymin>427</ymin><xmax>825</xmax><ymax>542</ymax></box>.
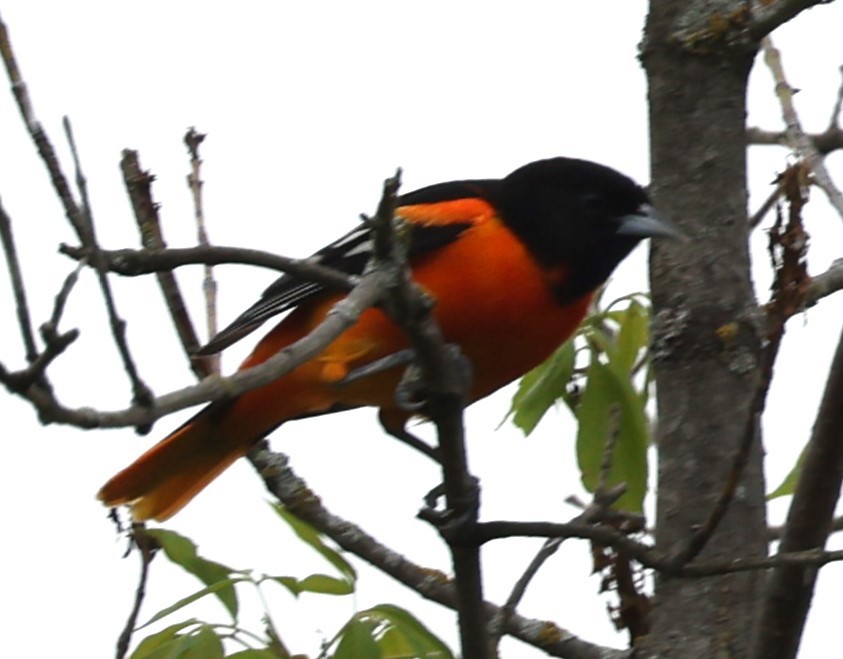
<box><xmin>1</xmin><ymin>2</ymin><xmax>842</xmax><ymax>657</ymax></box>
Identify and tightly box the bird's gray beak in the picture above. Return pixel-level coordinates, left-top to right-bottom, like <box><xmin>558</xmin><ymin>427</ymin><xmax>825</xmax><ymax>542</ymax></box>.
<box><xmin>617</xmin><ymin>203</ymin><xmax>684</xmax><ymax>240</ymax></box>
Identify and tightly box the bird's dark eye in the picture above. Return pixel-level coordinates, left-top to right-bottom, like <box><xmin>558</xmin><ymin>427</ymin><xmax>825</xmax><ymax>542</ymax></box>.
<box><xmin>581</xmin><ymin>193</ymin><xmax>606</xmax><ymax>213</ymax></box>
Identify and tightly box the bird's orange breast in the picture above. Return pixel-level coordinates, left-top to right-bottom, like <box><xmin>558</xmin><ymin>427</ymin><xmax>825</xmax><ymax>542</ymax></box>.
<box><xmin>232</xmin><ymin>212</ymin><xmax>590</xmax><ymax>434</ymax></box>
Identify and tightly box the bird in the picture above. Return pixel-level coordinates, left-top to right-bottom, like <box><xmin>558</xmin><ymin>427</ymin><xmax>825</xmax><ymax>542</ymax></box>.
<box><xmin>97</xmin><ymin>157</ymin><xmax>676</xmax><ymax>521</ymax></box>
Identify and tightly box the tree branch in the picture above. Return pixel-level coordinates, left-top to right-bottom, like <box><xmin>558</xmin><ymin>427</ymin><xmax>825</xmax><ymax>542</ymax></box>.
<box><xmin>367</xmin><ymin>171</ymin><xmax>486</xmax><ymax>658</ymax></box>
<box><xmin>761</xmin><ymin>37</ymin><xmax>843</xmax><ymax>221</ymax></box>
<box><xmin>747</xmin><ymin>125</ymin><xmax>843</xmax><ymax>155</ymax></box>
<box><xmin>768</xmin><ymin>514</ymin><xmax>843</xmax><ymax>541</ymax></box>
<box><xmin>59</xmin><ymin>243</ymin><xmax>355</xmax><ymax>293</ymax></box>
<box><xmin>247</xmin><ymin>445</ymin><xmax>629</xmax><ymax>659</ymax></box>
<box><xmin>120</xmin><ymin>149</ymin><xmax>211</xmax><ymax>379</ymax></box>
<box><xmin>489</xmin><ymin>485</ymin><xmax>628</xmax><ymax>647</ymax></box>
<box><xmin>115</xmin><ymin>524</ymin><xmax>158</xmax><ymax>659</ymax></box>
<box><xmin>0</xmin><ymin>12</ymin><xmax>86</xmax><ymax>238</ymax></box>
<box><xmin>3</xmin><ymin>17</ymin><xmax>154</xmax><ymax>413</ymax></box>
<box><xmin>183</xmin><ymin>128</ymin><xmax>219</xmax><ymax>374</ymax></box>
<box><xmin>0</xmin><ymin>270</ymin><xmax>382</xmax><ymax>430</ymax></box>
<box><xmin>747</xmin><ymin>0</ymin><xmax>837</xmax><ymax>40</ymax></box>
<box><xmin>478</xmin><ymin>520</ymin><xmax>843</xmax><ymax>577</ymax></box>
<box><xmin>64</xmin><ymin>118</ymin><xmax>154</xmax><ymax>418</ymax></box>
<box><xmin>804</xmin><ymin>257</ymin><xmax>843</xmax><ymax>307</ymax></box>
<box><xmin>753</xmin><ymin>326</ymin><xmax>843</xmax><ymax>657</ymax></box>
<box><xmin>0</xmin><ymin>193</ymin><xmax>38</xmax><ymax>363</ymax></box>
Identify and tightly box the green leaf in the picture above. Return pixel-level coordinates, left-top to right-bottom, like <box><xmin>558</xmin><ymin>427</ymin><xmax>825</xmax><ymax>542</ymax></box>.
<box><xmin>130</xmin><ymin>620</ymin><xmax>199</xmax><ymax>658</ymax></box>
<box><xmin>332</xmin><ymin>618</ymin><xmax>381</xmax><ymax>659</ymax></box>
<box><xmin>141</xmin><ymin>577</ymin><xmax>245</xmax><ymax>628</ymax></box>
<box><xmin>269</xmin><ymin>573</ymin><xmax>353</xmax><ymax>597</ymax></box>
<box><xmin>131</xmin><ymin>634</ymin><xmax>194</xmax><ymax>659</ymax></box>
<box><xmin>360</xmin><ymin>605</ymin><xmax>454</xmax><ymax>658</ymax></box>
<box><xmin>576</xmin><ymin>358</ymin><xmax>649</xmax><ymax>512</ymax></box>
<box><xmin>147</xmin><ymin>529</ymin><xmax>240</xmax><ymax>620</ymax></box>
<box><xmin>131</xmin><ymin>625</ymin><xmax>224</xmax><ymax>659</ymax></box>
<box><xmin>508</xmin><ymin>339</ymin><xmax>576</xmax><ymax>435</ymax></box>
<box><xmin>227</xmin><ymin>650</ymin><xmax>281</xmax><ymax>659</ymax></box>
<box><xmin>272</xmin><ymin>505</ymin><xmax>357</xmax><ymax>583</ymax></box>
<box><xmin>768</xmin><ymin>443</ymin><xmax>809</xmax><ymax>499</ymax></box>
<box><xmin>183</xmin><ymin>626</ymin><xmax>224</xmax><ymax>659</ymax></box>
<box><xmin>613</xmin><ymin>299</ymin><xmax>649</xmax><ymax>373</ymax></box>
<box><xmin>270</xmin><ymin>576</ymin><xmax>301</xmax><ymax>597</ymax></box>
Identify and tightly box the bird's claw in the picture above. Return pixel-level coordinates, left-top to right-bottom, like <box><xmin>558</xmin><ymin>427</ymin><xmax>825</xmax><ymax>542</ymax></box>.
<box><xmin>394</xmin><ymin>343</ymin><xmax>473</xmax><ymax>412</ymax></box>
<box><xmin>417</xmin><ymin>476</ymin><xmax>481</xmax><ymax>545</ymax></box>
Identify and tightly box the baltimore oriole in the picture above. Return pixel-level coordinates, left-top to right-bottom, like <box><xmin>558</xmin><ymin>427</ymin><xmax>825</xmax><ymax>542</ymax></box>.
<box><xmin>98</xmin><ymin>157</ymin><xmax>675</xmax><ymax>521</ymax></box>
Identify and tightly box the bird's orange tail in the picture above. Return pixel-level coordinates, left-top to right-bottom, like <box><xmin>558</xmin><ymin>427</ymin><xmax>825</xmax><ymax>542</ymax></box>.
<box><xmin>97</xmin><ymin>404</ymin><xmax>250</xmax><ymax>521</ymax></box>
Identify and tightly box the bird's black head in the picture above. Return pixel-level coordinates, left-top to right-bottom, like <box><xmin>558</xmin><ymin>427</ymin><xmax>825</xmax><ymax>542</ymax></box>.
<box><xmin>491</xmin><ymin>157</ymin><xmax>674</xmax><ymax>302</ymax></box>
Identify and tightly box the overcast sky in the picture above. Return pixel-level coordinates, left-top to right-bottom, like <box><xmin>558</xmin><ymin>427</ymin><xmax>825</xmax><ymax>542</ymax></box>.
<box><xmin>2</xmin><ymin>2</ymin><xmax>843</xmax><ymax>657</ymax></box>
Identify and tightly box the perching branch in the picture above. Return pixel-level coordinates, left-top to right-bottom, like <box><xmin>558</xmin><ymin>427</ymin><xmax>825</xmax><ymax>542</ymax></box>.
<box><xmin>366</xmin><ymin>171</ymin><xmax>485</xmax><ymax>658</ymax></box>
<box><xmin>250</xmin><ymin>442</ymin><xmax>843</xmax><ymax>656</ymax></box>
<box><xmin>0</xmin><ymin>270</ymin><xmax>382</xmax><ymax>430</ymax></box>
<box><xmin>248</xmin><ymin>445</ymin><xmax>630</xmax><ymax>659</ymax></box>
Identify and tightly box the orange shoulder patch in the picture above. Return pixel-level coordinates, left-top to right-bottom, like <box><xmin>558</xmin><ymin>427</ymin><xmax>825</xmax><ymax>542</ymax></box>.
<box><xmin>397</xmin><ymin>198</ymin><xmax>495</xmax><ymax>226</ymax></box>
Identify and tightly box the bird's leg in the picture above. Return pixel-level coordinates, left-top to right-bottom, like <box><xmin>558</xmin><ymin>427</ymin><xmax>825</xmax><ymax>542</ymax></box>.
<box><xmin>337</xmin><ymin>348</ymin><xmax>416</xmax><ymax>386</ymax></box>
<box><xmin>377</xmin><ymin>408</ymin><xmax>441</xmax><ymax>463</ymax></box>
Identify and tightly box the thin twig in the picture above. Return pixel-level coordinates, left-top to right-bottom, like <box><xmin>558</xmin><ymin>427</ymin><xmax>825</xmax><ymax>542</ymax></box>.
<box><xmin>749</xmin><ymin>179</ymin><xmax>785</xmax><ymax>229</ymax></box>
<box><xmin>0</xmin><ymin>193</ymin><xmax>38</xmax><ymax>362</ymax></box>
<box><xmin>47</xmin><ymin>261</ymin><xmax>85</xmax><ymax>332</ymax></box>
<box><xmin>490</xmin><ymin>402</ymin><xmax>628</xmax><ymax>645</ymax></box>
<box><xmin>0</xmin><ymin>16</ymin><xmax>87</xmax><ymax>241</ymax></box>
<box><xmin>762</xmin><ymin>37</ymin><xmax>843</xmax><ymax>221</ymax></box>
<box><xmin>0</xmin><ymin>259</ymin><xmax>82</xmax><ymax>397</ymax></box>
<box><xmin>804</xmin><ymin>257</ymin><xmax>843</xmax><ymax>307</ymax></box>
<box><xmin>747</xmin><ymin>126</ymin><xmax>843</xmax><ymax>155</ymax></box>
<box><xmin>63</xmin><ymin>119</ymin><xmax>154</xmax><ymax>419</ymax></box>
<box><xmin>0</xmin><ymin>268</ymin><xmax>383</xmax><ymax>429</ymax></box>
<box><xmin>59</xmin><ymin>243</ymin><xmax>355</xmax><ymax>294</ymax></box>
<box><xmin>120</xmin><ymin>149</ymin><xmax>211</xmax><ymax>379</ymax></box>
<box><xmin>115</xmin><ymin>525</ymin><xmax>158</xmax><ymax>659</ymax></box>
<box><xmin>477</xmin><ymin>520</ymin><xmax>843</xmax><ymax>577</ymax></box>
<box><xmin>0</xmin><ymin>328</ymin><xmax>78</xmax><ymax>395</ymax></box>
<box><xmin>490</xmin><ymin>485</ymin><xmax>627</xmax><ymax>645</ymax></box>
<box><xmin>827</xmin><ymin>64</ymin><xmax>843</xmax><ymax>130</ymax></box>
<box><xmin>184</xmin><ymin>128</ymin><xmax>219</xmax><ymax>375</ymax></box>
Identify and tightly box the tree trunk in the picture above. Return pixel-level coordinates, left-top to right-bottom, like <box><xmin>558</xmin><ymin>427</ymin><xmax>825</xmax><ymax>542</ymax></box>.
<box><xmin>641</xmin><ymin>3</ymin><xmax>768</xmax><ymax>656</ymax></box>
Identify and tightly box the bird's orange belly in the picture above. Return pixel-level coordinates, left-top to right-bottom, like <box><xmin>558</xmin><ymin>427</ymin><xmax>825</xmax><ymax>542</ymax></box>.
<box><xmin>237</xmin><ymin>219</ymin><xmax>591</xmax><ymax>423</ymax></box>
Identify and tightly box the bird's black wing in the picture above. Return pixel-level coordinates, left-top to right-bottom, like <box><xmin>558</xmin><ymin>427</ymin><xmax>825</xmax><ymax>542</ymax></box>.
<box><xmin>196</xmin><ymin>179</ymin><xmax>498</xmax><ymax>355</ymax></box>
